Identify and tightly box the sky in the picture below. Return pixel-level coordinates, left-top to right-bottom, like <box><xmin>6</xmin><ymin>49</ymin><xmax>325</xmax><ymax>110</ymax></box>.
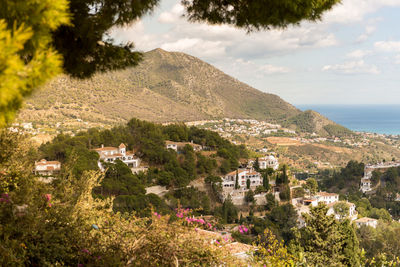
<box><xmin>110</xmin><ymin>0</ymin><xmax>400</xmax><ymax>105</ymax></box>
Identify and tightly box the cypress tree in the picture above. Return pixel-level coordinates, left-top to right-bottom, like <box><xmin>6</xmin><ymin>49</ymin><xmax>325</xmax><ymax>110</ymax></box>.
<box><xmin>234</xmin><ymin>170</ymin><xmax>239</xmax><ymax>189</ymax></box>
<box><xmin>263</xmin><ymin>172</ymin><xmax>270</xmax><ymax>191</ymax></box>
<box><xmin>246</xmin><ymin>178</ymin><xmax>250</xmax><ymax>189</ymax></box>
<box><xmin>254</xmin><ymin>157</ymin><xmax>260</xmax><ymax>171</ymax></box>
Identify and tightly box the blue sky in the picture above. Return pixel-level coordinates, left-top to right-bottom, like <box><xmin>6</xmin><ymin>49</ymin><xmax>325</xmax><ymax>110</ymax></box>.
<box><xmin>110</xmin><ymin>0</ymin><xmax>400</xmax><ymax>105</ymax></box>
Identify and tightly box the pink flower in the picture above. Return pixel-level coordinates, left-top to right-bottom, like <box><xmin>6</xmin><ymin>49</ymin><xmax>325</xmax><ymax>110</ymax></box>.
<box><xmin>81</xmin><ymin>248</ymin><xmax>90</xmax><ymax>254</ymax></box>
<box><xmin>195</xmin><ymin>228</ymin><xmax>198</xmax><ymax>232</ymax></box>
<box><xmin>44</xmin><ymin>194</ymin><xmax>51</xmax><ymax>202</ymax></box>
<box><xmin>215</xmin><ymin>240</ymin><xmax>220</xmax><ymax>245</ymax></box>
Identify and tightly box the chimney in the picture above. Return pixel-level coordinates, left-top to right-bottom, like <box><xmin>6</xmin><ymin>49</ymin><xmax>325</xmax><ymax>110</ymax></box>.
<box><xmin>101</xmin><ymin>144</ymin><xmax>104</xmax><ymax>148</ymax></box>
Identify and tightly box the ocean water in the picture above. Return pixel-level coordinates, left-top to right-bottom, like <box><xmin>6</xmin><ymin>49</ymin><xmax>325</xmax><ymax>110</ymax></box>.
<box><xmin>296</xmin><ymin>105</ymin><xmax>400</xmax><ymax>135</ymax></box>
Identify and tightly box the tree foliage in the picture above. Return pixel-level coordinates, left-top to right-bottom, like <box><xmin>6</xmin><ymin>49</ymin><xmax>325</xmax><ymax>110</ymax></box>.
<box><xmin>182</xmin><ymin>0</ymin><xmax>341</xmax><ymax>32</ymax></box>
<box><xmin>291</xmin><ymin>203</ymin><xmax>361</xmax><ymax>266</ymax></box>
<box><xmin>0</xmin><ymin>0</ymin><xmax>70</xmax><ymax>127</ymax></box>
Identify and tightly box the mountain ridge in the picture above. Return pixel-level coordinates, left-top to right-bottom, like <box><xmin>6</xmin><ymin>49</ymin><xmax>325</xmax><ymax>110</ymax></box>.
<box><xmin>17</xmin><ymin>48</ymin><xmax>349</xmax><ymax>136</ymax></box>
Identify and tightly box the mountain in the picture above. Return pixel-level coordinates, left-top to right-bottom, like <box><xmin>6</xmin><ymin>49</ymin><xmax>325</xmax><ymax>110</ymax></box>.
<box><xmin>283</xmin><ymin>110</ymin><xmax>353</xmax><ymax>136</ymax></box>
<box><xmin>17</xmin><ymin>48</ymin><xmax>349</xmax><ymax>136</ymax></box>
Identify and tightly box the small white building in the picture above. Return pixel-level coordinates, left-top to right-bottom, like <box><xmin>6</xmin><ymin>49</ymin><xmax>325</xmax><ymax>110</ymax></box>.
<box><xmin>34</xmin><ymin>159</ymin><xmax>61</xmax><ymax>176</ymax></box>
<box><xmin>94</xmin><ymin>143</ymin><xmax>140</xmax><ymax>168</ymax></box>
<box><xmin>355</xmin><ymin>217</ymin><xmax>378</xmax><ymax>228</ymax></box>
<box><xmin>258</xmin><ymin>155</ymin><xmax>279</xmax><ymax>170</ymax></box>
<box><xmin>165</xmin><ymin>141</ymin><xmax>202</xmax><ymax>152</ymax></box>
<box><xmin>360</xmin><ymin>178</ymin><xmax>372</xmax><ymax>193</ymax></box>
<box><xmin>219</xmin><ymin>168</ymin><xmax>264</xmax><ymax>204</ymax></box>
<box><xmin>315</xmin><ymin>192</ymin><xmax>339</xmax><ymax>205</ymax></box>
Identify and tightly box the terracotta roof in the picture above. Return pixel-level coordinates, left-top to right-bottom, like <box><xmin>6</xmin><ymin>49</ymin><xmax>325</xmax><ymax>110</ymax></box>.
<box><xmin>165</xmin><ymin>141</ymin><xmax>178</xmax><ymax>145</ymax></box>
<box><xmin>104</xmin><ymin>153</ymin><xmax>123</xmax><ymax>158</ymax></box>
<box><xmin>35</xmin><ymin>159</ymin><xmax>61</xmax><ymax>166</ymax></box>
<box><xmin>226</xmin><ymin>169</ymin><xmax>247</xmax><ymax>176</ymax></box>
<box><xmin>317</xmin><ymin>192</ymin><xmax>338</xmax><ymax>197</ymax></box>
<box><xmin>119</xmin><ymin>143</ymin><xmax>126</xmax><ymax>148</ymax></box>
<box><xmin>94</xmin><ymin>146</ymin><xmax>118</xmax><ymax>151</ymax></box>
<box><xmin>355</xmin><ymin>217</ymin><xmax>377</xmax><ymax>223</ymax></box>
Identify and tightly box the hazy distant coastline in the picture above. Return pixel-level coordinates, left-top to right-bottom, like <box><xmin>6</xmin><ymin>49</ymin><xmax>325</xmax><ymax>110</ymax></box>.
<box><xmin>296</xmin><ymin>104</ymin><xmax>400</xmax><ymax>135</ymax></box>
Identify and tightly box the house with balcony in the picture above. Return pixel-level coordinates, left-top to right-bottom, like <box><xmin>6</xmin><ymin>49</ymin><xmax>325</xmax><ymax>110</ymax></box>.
<box><xmin>94</xmin><ymin>143</ymin><xmax>141</xmax><ymax>168</ymax></box>
<box><xmin>34</xmin><ymin>159</ymin><xmax>61</xmax><ymax>176</ymax></box>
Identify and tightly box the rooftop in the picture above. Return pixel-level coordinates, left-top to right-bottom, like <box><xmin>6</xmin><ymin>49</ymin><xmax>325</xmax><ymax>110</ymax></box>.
<box><xmin>355</xmin><ymin>217</ymin><xmax>378</xmax><ymax>223</ymax></box>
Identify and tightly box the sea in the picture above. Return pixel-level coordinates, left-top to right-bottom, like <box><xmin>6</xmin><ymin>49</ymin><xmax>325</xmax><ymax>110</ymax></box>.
<box><xmin>296</xmin><ymin>105</ymin><xmax>400</xmax><ymax>135</ymax></box>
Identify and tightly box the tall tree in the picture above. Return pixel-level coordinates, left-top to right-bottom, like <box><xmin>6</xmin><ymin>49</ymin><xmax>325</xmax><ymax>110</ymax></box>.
<box><xmin>263</xmin><ymin>172</ymin><xmax>270</xmax><ymax>191</ymax></box>
<box><xmin>304</xmin><ymin>178</ymin><xmax>318</xmax><ymax>196</ymax></box>
<box><xmin>291</xmin><ymin>203</ymin><xmax>361</xmax><ymax>266</ymax></box>
<box><xmin>234</xmin><ymin>170</ymin><xmax>239</xmax><ymax>189</ymax></box>
<box><xmin>254</xmin><ymin>157</ymin><xmax>260</xmax><ymax>171</ymax></box>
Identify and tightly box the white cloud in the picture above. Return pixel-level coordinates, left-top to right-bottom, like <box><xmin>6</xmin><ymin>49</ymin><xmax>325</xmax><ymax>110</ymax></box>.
<box><xmin>395</xmin><ymin>55</ymin><xmax>400</xmax><ymax>64</ymax></box>
<box><xmin>258</xmin><ymin>64</ymin><xmax>291</xmax><ymax>74</ymax></box>
<box><xmin>322</xmin><ymin>60</ymin><xmax>380</xmax><ymax>74</ymax></box>
<box><xmin>346</xmin><ymin>49</ymin><xmax>372</xmax><ymax>59</ymax></box>
<box><xmin>158</xmin><ymin>4</ymin><xmax>184</xmax><ymax>23</ymax></box>
<box><xmin>374</xmin><ymin>41</ymin><xmax>400</xmax><ymax>52</ymax></box>
<box><xmin>356</xmin><ymin>25</ymin><xmax>377</xmax><ymax>42</ymax></box>
<box><xmin>161</xmin><ymin>38</ymin><xmax>226</xmax><ymax>58</ymax></box>
<box><xmin>323</xmin><ymin>0</ymin><xmax>400</xmax><ymax>24</ymax></box>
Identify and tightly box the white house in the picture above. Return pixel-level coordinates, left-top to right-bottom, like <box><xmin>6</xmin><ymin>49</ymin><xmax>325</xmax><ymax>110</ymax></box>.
<box><xmin>360</xmin><ymin>178</ymin><xmax>372</xmax><ymax>193</ymax></box>
<box><xmin>258</xmin><ymin>155</ymin><xmax>279</xmax><ymax>170</ymax></box>
<box><xmin>34</xmin><ymin>159</ymin><xmax>61</xmax><ymax>176</ymax></box>
<box><xmin>315</xmin><ymin>192</ymin><xmax>339</xmax><ymax>205</ymax></box>
<box><xmin>355</xmin><ymin>217</ymin><xmax>378</xmax><ymax>228</ymax></box>
<box><xmin>94</xmin><ymin>143</ymin><xmax>140</xmax><ymax>168</ymax></box>
<box><xmin>165</xmin><ymin>141</ymin><xmax>202</xmax><ymax>152</ymax></box>
<box><xmin>221</xmin><ymin>169</ymin><xmax>262</xmax><ymax>189</ymax></box>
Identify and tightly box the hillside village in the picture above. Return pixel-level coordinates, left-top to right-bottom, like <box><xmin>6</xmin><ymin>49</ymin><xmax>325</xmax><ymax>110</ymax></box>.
<box><xmin>33</xmin><ymin>130</ymin><xmax>393</xmax><ymax>239</ymax></box>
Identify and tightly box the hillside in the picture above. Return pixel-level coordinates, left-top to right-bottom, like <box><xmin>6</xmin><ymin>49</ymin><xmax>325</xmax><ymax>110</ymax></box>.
<box><xmin>16</xmin><ymin>48</ymin><xmax>347</xmax><ymax>136</ymax></box>
<box><xmin>283</xmin><ymin>110</ymin><xmax>353</xmax><ymax>137</ymax></box>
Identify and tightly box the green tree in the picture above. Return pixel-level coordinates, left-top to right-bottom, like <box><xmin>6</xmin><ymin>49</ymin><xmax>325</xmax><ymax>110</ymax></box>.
<box><xmin>268</xmin><ymin>204</ymin><xmax>298</xmax><ymax>242</ymax></box>
<box><xmin>219</xmin><ymin>196</ymin><xmax>238</xmax><ymax>224</ymax></box>
<box><xmin>245</xmin><ymin>189</ymin><xmax>255</xmax><ymax>203</ymax></box>
<box><xmin>333</xmin><ymin>201</ymin><xmax>350</xmax><ymax>221</ymax></box>
<box><xmin>254</xmin><ymin>157</ymin><xmax>260</xmax><ymax>171</ymax></box>
<box><xmin>246</xmin><ymin>178</ymin><xmax>251</xmax><ymax>189</ymax></box>
<box><xmin>304</xmin><ymin>178</ymin><xmax>318</xmax><ymax>196</ymax></box>
<box><xmin>235</xmin><ymin>170</ymin><xmax>240</xmax><ymax>189</ymax></box>
<box><xmin>0</xmin><ymin>0</ymin><xmax>70</xmax><ymax>127</ymax></box>
<box><xmin>182</xmin><ymin>0</ymin><xmax>341</xmax><ymax>31</ymax></box>
<box><xmin>262</xmin><ymin>172</ymin><xmax>270</xmax><ymax>191</ymax></box>
<box><xmin>265</xmin><ymin>193</ymin><xmax>277</xmax><ymax>211</ymax></box>
<box><xmin>279</xmin><ymin>184</ymin><xmax>291</xmax><ymax>201</ymax></box>
<box><xmin>291</xmin><ymin>203</ymin><xmax>361</xmax><ymax>266</ymax></box>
